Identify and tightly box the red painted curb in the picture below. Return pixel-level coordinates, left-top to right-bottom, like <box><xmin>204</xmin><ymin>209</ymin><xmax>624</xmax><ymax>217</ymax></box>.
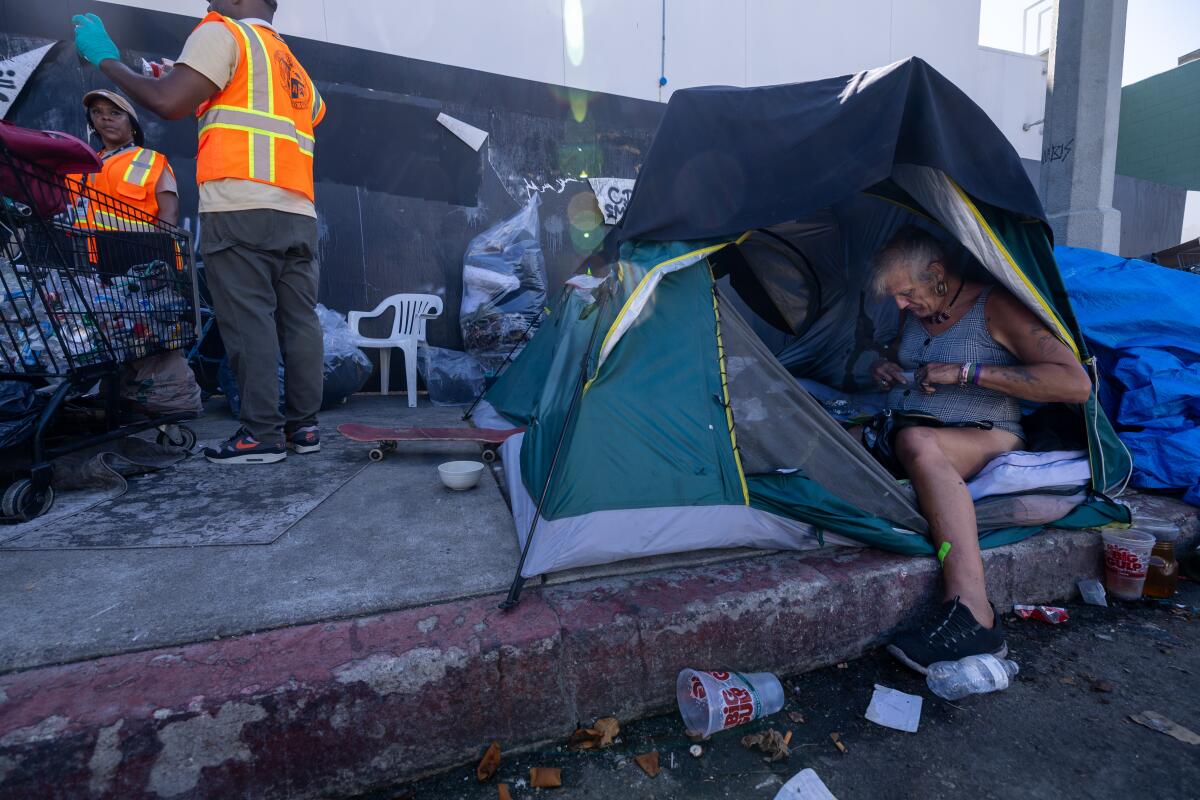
<box><xmin>0</xmin><ymin>504</ymin><xmax>1195</xmax><ymax>799</ymax></box>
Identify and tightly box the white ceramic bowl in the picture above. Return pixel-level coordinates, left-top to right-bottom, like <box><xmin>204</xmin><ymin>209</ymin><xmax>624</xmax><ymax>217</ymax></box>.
<box><xmin>438</xmin><ymin>460</ymin><xmax>485</xmax><ymax>490</ymax></box>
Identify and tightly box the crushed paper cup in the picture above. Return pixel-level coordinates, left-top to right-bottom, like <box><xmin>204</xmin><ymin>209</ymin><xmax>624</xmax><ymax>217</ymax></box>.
<box><xmin>1014</xmin><ymin>604</ymin><xmax>1069</xmax><ymax>624</ymax></box>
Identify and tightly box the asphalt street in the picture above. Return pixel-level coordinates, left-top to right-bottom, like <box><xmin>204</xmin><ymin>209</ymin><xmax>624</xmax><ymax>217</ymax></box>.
<box><xmin>378</xmin><ymin>579</ymin><xmax>1200</xmax><ymax>800</ymax></box>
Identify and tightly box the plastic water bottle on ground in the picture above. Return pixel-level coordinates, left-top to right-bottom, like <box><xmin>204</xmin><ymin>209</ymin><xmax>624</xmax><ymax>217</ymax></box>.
<box><xmin>925</xmin><ymin>654</ymin><xmax>1019</xmax><ymax>701</ymax></box>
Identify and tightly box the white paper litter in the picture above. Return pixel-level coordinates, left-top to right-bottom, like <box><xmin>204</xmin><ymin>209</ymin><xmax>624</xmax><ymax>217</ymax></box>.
<box><xmin>864</xmin><ymin>684</ymin><xmax>923</xmax><ymax>733</ymax></box>
<box><xmin>773</xmin><ymin>768</ymin><xmax>838</xmax><ymax>800</ymax></box>
<box><xmin>436</xmin><ymin>112</ymin><xmax>489</xmax><ymax>151</ymax></box>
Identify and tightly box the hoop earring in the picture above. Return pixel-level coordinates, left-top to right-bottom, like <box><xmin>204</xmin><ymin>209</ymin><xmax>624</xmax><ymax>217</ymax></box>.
<box><xmin>936</xmin><ymin>281</ymin><xmax>947</xmax><ymax>297</ymax></box>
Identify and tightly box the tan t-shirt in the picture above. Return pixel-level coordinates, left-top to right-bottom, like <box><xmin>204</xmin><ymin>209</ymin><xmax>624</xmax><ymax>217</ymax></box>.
<box><xmin>176</xmin><ymin>19</ymin><xmax>316</xmax><ymax>218</ymax></box>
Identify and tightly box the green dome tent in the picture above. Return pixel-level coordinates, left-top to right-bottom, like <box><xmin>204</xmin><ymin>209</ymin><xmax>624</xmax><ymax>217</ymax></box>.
<box><xmin>484</xmin><ymin>58</ymin><xmax>1132</xmax><ymax>605</ymax></box>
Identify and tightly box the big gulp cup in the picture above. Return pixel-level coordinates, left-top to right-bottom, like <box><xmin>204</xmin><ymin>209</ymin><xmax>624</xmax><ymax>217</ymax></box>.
<box><xmin>676</xmin><ymin>668</ymin><xmax>785</xmax><ymax>737</ymax></box>
<box><xmin>1101</xmin><ymin>529</ymin><xmax>1157</xmax><ymax>600</ymax></box>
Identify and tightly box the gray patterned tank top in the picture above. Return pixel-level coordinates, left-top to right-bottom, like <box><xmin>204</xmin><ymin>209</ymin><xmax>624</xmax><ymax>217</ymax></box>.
<box><xmin>887</xmin><ymin>286</ymin><xmax>1024</xmax><ymax>438</ymax></box>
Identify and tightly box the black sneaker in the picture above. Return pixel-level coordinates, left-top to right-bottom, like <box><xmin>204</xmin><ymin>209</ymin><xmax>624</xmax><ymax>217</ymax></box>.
<box><xmin>204</xmin><ymin>427</ymin><xmax>286</xmax><ymax>464</ymax></box>
<box><xmin>887</xmin><ymin>597</ymin><xmax>1007</xmax><ymax>674</ymax></box>
<box><xmin>286</xmin><ymin>425</ymin><xmax>321</xmax><ymax>454</ymax></box>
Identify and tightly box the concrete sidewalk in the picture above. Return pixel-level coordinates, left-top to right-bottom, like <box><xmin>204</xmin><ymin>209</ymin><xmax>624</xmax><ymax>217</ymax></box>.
<box><xmin>0</xmin><ymin>396</ymin><xmax>522</xmax><ymax>674</ymax></box>
<box><xmin>0</xmin><ymin>393</ymin><xmax>1195</xmax><ymax>798</ymax></box>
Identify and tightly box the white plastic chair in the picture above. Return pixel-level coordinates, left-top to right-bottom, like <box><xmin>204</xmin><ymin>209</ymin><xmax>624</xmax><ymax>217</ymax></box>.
<box><xmin>348</xmin><ymin>294</ymin><xmax>443</xmax><ymax>407</ymax></box>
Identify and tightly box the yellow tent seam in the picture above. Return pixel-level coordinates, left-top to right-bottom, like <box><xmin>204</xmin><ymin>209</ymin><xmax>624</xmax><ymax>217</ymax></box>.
<box><xmin>946</xmin><ymin>178</ymin><xmax>1081</xmax><ymax>361</ymax></box>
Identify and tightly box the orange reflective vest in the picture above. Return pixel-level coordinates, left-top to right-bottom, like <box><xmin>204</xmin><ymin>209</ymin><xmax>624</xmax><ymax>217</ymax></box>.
<box><xmin>69</xmin><ymin>146</ymin><xmax>172</xmax><ymax>231</ymax></box>
<box><xmin>194</xmin><ymin>13</ymin><xmax>326</xmax><ymax>202</ymax></box>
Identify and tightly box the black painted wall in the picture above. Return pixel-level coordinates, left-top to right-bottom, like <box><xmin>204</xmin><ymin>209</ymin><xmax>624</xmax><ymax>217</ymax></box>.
<box><xmin>0</xmin><ymin>0</ymin><xmax>664</xmax><ymax>383</ymax></box>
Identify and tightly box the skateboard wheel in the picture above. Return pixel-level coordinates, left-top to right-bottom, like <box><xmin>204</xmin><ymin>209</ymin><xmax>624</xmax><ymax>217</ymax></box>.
<box><xmin>482</xmin><ymin>448</ymin><xmax>497</xmax><ymax>463</ymax></box>
<box><xmin>368</xmin><ymin>448</ymin><xmax>386</xmax><ymax>462</ymax></box>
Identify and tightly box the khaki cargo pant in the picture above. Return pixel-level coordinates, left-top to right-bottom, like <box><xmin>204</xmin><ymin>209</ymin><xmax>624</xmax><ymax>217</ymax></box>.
<box><xmin>200</xmin><ymin>209</ymin><xmax>323</xmax><ymax>443</ymax></box>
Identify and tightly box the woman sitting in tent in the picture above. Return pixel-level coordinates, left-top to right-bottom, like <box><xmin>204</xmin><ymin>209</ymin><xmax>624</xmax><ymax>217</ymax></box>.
<box><xmin>864</xmin><ymin>226</ymin><xmax>1091</xmax><ymax>672</ymax></box>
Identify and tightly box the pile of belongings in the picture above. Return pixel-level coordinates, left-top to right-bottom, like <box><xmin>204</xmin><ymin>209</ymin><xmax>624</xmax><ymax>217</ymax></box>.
<box><xmin>459</xmin><ymin>195</ymin><xmax>547</xmax><ymax>375</ymax></box>
<box><xmin>0</xmin><ymin>258</ymin><xmax>191</xmax><ymax>373</ymax></box>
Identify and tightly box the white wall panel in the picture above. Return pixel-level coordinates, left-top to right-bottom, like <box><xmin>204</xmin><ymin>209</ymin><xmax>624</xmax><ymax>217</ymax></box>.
<box><xmin>563</xmin><ymin>0</ymin><xmax>662</xmax><ymax>101</ymax></box>
<box><xmin>93</xmin><ymin>0</ymin><xmax>1046</xmax><ymax>157</ymax></box>
<box><xmin>975</xmin><ymin>47</ymin><xmax>1046</xmax><ymax>160</ymax></box>
<box><xmin>888</xmin><ymin>0</ymin><xmax>981</xmax><ymax>96</ymax></box>
<box><xmin>94</xmin><ymin>0</ymin><xmax>329</xmax><ymax>40</ymax></box>
<box><xmin>323</xmin><ymin>0</ymin><xmax>564</xmax><ymax>87</ymax></box>
<box><xmin>661</xmin><ymin>0</ymin><xmax>748</xmax><ymax>100</ymax></box>
<box><xmin>747</xmin><ymin>0</ymin><xmax>892</xmax><ymax>86</ymax></box>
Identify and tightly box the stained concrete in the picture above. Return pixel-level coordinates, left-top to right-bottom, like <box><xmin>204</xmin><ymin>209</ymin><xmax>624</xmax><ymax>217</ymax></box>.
<box><xmin>2</xmin><ymin>509</ymin><xmax>1195</xmax><ymax>799</ymax></box>
<box><xmin>0</xmin><ymin>396</ymin><xmax>523</xmax><ymax>673</ymax></box>
<box><xmin>0</xmin><ymin>392</ymin><xmax>797</xmax><ymax>675</ymax></box>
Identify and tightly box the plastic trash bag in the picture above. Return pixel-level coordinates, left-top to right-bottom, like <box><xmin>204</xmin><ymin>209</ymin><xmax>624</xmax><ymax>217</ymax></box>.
<box><xmin>460</xmin><ymin>194</ymin><xmax>546</xmax><ymax>358</ymax></box>
<box><xmin>218</xmin><ymin>305</ymin><xmax>373</xmax><ymax>415</ymax></box>
<box><xmin>418</xmin><ymin>346</ymin><xmax>485</xmax><ymax>406</ymax></box>
<box><xmin>0</xmin><ymin>380</ymin><xmax>43</xmax><ymax>450</ymax></box>
<box><xmin>121</xmin><ymin>351</ymin><xmax>202</xmax><ymax>417</ymax></box>
<box><xmin>315</xmin><ymin>304</ymin><xmax>373</xmax><ymax>408</ymax></box>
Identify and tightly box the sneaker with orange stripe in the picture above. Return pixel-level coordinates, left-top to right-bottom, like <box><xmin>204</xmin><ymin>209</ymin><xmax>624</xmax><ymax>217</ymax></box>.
<box><xmin>204</xmin><ymin>427</ymin><xmax>286</xmax><ymax>464</ymax></box>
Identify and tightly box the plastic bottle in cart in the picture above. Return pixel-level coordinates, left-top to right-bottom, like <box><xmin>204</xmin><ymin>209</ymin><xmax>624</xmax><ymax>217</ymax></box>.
<box><xmin>925</xmin><ymin>654</ymin><xmax>1019</xmax><ymax>701</ymax></box>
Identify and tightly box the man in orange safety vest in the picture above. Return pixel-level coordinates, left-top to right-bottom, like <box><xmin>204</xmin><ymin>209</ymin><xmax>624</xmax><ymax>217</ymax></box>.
<box><xmin>73</xmin><ymin>0</ymin><xmax>327</xmax><ymax>465</ymax></box>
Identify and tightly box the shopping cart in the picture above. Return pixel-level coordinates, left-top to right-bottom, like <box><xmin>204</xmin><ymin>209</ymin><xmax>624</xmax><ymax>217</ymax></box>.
<box><xmin>0</xmin><ymin>123</ymin><xmax>200</xmax><ymax>522</ymax></box>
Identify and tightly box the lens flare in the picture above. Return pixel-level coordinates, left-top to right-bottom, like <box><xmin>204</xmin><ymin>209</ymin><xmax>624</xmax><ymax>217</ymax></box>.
<box><xmin>564</xmin><ymin>0</ymin><xmax>585</xmax><ymax>66</ymax></box>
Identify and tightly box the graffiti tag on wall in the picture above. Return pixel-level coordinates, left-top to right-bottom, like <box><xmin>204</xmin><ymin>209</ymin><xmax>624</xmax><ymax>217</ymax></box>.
<box><xmin>588</xmin><ymin>177</ymin><xmax>636</xmax><ymax>224</ymax></box>
<box><xmin>1042</xmin><ymin>137</ymin><xmax>1074</xmax><ymax>165</ymax></box>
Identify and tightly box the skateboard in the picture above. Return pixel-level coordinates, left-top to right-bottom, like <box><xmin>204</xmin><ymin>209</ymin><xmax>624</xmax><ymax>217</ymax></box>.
<box><xmin>336</xmin><ymin>423</ymin><xmax>522</xmax><ymax>463</ymax></box>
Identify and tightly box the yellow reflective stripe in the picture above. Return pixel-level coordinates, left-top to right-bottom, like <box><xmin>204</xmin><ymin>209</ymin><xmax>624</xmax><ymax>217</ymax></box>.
<box><xmin>310</xmin><ymin>84</ymin><xmax>324</xmax><ymax>123</ymax></box>
<box><xmin>204</xmin><ymin>104</ymin><xmax>299</xmax><ymax>127</ymax></box>
<box><xmin>946</xmin><ymin>178</ymin><xmax>1082</xmax><ymax>361</ymax></box>
<box><xmin>711</xmin><ymin>265</ymin><xmax>749</xmax><ymax>505</ymax></box>
<box><xmin>227</xmin><ymin>19</ymin><xmax>272</xmax><ymax>114</ymax></box>
<box><xmin>242</xmin><ymin>22</ymin><xmax>276</xmax><ymax>113</ymax></box>
<box><xmin>200</xmin><ymin>123</ymin><xmax>314</xmax><ymax>162</ymax></box>
<box><xmin>90</xmin><ymin>211</ymin><xmax>157</xmax><ymax>231</ymax></box>
<box><xmin>122</xmin><ymin>149</ymin><xmax>157</xmax><ymax>187</ymax></box>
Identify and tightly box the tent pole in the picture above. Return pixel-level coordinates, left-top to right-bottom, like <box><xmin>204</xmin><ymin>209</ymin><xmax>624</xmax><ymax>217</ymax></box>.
<box><xmin>500</xmin><ymin>287</ymin><xmax>609</xmax><ymax>610</ymax></box>
<box><xmin>462</xmin><ymin>309</ymin><xmax>543</xmax><ymax>422</ymax></box>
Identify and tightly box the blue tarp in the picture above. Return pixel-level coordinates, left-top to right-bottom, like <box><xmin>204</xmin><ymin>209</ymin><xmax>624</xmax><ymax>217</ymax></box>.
<box><xmin>1056</xmin><ymin>246</ymin><xmax>1200</xmax><ymax>504</ymax></box>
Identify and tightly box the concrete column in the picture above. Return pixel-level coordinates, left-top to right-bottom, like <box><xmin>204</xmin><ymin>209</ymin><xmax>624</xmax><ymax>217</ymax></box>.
<box><xmin>1039</xmin><ymin>0</ymin><xmax>1127</xmax><ymax>252</ymax></box>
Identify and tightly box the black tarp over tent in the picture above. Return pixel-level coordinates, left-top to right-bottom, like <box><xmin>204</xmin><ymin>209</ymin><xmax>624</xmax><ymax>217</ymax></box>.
<box><xmin>617</xmin><ymin>58</ymin><xmax>1045</xmax><ymax>243</ymax></box>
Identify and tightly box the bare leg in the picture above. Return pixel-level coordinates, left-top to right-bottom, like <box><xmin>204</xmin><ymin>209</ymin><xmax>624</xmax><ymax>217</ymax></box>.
<box><xmin>895</xmin><ymin>426</ymin><xmax>1021</xmax><ymax>628</ymax></box>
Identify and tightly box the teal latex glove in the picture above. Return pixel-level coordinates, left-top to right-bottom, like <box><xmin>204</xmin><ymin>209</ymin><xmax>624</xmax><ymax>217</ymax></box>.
<box><xmin>72</xmin><ymin>13</ymin><xmax>120</xmax><ymax>66</ymax></box>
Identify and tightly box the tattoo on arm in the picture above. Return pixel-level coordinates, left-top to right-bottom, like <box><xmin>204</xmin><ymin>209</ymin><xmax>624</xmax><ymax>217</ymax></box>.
<box><xmin>1030</xmin><ymin>323</ymin><xmax>1062</xmax><ymax>360</ymax></box>
<box><xmin>995</xmin><ymin>366</ymin><xmax>1039</xmax><ymax>385</ymax></box>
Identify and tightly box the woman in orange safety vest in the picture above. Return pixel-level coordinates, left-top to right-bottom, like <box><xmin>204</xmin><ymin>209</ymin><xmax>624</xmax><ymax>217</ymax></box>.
<box><xmin>69</xmin><ymin>90</ymin><xmax>178</xmax><ymax>231</ymax></box>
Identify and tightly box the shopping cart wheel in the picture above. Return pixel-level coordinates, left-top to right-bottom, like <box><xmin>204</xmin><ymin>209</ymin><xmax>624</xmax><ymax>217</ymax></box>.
<box><xmin>157</xmin><ymin>425</ymin><xmax>198</xmax><ymax>451</ymax></box>
<box><xmin>1</xmin><ymin>479</ymin><xmax>54</xmax><ymax>522</ymax></box>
